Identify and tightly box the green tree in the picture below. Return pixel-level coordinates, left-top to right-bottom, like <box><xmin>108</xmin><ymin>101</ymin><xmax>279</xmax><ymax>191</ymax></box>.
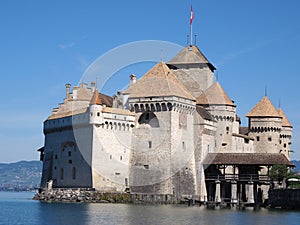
<box><xmin>269</xmin><ymin>164</ymin><xmax>288</xmax><ymax>183</ymax></box>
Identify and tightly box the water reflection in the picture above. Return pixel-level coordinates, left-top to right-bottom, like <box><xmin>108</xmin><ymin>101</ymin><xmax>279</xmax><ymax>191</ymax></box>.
<box><xmin>1</xmin><ymin>193</ymin><xmax>300</xmax><ymax>225</ymax></box>
<box><xmin>37</xmin><ymin>202</ymin><xmax>90</xmax><ymax>225</ymax></box>
<box><xmin>36</xmin><ymin>202</ymin><xmax>300</xmax><ymax>225</ymax></box>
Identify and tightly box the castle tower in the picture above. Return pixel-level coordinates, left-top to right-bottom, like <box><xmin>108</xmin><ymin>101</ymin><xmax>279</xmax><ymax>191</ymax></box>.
<box><xmin>278</xmin><ymin>108</ymin><xmax>293</xmax><ymax>160</ymax></box>
<box><xmin>89</xmin><ymin>90</ymin><xmax>103</xmax><ymax>124</ymax></box>
<box><xmin>125</xmin><ymin>62</ymin><xmax>197</xmax><ymax>197</ymax></box>
<box><xmin>246</xmin><ymin>96</ymin><xmax>282</xmax><ymax>154</ymax></box>
<box><xmin>196</xmin><ymin>82</ymin><xmax>236</xmax><ymax>153</ymax></box>
<box><xmin>167</xmin><ymin>45</ymin><xmax>216</xmax><ymax>98</ymax></box>
<box><xmin>88</xmin><ymin>89</ymin><xmax>135</xmax><ymax>192</ymax></box>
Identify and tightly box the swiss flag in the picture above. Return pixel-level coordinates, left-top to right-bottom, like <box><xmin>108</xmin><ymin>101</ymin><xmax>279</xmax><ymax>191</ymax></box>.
<box><xmin>190</xmin><ymin>5</ymin><xmax>194</xmax><ymax>25</ymax></box>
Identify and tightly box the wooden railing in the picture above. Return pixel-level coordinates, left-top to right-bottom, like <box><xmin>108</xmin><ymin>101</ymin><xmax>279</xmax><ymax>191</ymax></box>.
<box><xmin>205</xmin><ymin>173</ymin><xmax>270</xmax><ymax>182</ymax></box>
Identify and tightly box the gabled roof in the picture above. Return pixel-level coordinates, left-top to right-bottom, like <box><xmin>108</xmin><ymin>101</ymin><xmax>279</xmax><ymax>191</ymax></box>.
<box><xmin>90</xmin><ymin>90</ymin><xmax>102</xmax><ymax>105</ymax></box>
<box><xmin>203</xmin><ymin>153</ymin><xmax>294</xmax><ymax>166</ymax></box>
<box><xmin>246</xmin><ymin>96</ymin><xmax>281</xmax><ymax>118</ymax></box>
<box><xmin>278</xmin><ymin>108</ymin><xmax>293</xmax><ymax>128</ymax></box>
<box><xmin>196</xmin><ymin>82</ymin><xmax>235</xmax><ymax>107</ymax></box>
<box><xmin>168</xmin><ymin>45</ymin><xmax>216</xmax><ymax>71</ymax></box>
<box><xmin>99</xmin><ymin>93</ymin><xmax>113</xmax><ymax>107</ymax></box>
<box><xmin>125</xmin><ymin>62</ymin><xmax>195</xmax><ymax>101</ymax></box>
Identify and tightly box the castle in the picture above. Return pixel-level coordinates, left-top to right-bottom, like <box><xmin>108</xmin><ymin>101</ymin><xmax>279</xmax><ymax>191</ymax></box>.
<box><xmin>39</xmin><ymin>44</ymin><xmax>294</xmax><ymax>204</ymax></box>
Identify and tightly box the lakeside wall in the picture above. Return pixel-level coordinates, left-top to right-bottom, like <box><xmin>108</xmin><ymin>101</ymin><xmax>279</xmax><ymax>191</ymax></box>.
<box><xmin>33</xmin><ymin>188</ymin><xmax>179</xmax><ymax>204</ymax></box>
<box><xmin>269</xmin><ymin>189</ymin><xmax>300</xmax><ymax>209</ymax></box>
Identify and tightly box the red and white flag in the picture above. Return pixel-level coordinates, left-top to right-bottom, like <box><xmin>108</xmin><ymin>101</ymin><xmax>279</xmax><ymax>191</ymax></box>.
<box><xmin>190</xmin><ymin>5</ymin><xmax>194</xmax><ymax>25</ymax></box>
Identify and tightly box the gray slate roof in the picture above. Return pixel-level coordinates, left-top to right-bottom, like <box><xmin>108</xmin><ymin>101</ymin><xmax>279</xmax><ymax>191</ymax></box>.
<box><xmin>196</xmin><ymin>105</ymin><xmax>214</xmax><ymax>121</ymax></box>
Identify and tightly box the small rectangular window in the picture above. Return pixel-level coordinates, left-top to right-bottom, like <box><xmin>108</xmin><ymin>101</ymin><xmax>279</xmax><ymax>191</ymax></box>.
<box><xmin>144</xmin><ymin>165</ymin><xmax>149</xmax><ymax>169</ymax></box>
<box><xmin>72</xmin><ymin>167</ymin><xmax>76</xmax><ymax>179</ymax></box>
<box><xmin>148</xmin><ymin>141</ymin><xmax>152</xmax><ymax>149</ymax></box>
<box><xmin>60</xmin><ymin>168</ymin><xmax>64</xmax><ymax>180</ymax></box>
<box><xmin>182</xmin><ymin>141</ymin><xmax>185</xmax><ymax>150</ymax></box>
<box><xmin>256</xmin><ymin>136</ymin><xmax>260</xmax><ymax>141</ymax></box>
<box><xmin>268</xmin><ymin>137</ymin><xmax>272</xmax><ymax>142</ymax></box>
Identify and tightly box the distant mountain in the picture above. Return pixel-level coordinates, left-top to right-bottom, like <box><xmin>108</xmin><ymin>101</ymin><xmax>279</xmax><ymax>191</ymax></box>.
<box><xmin>0</xmin><ymin>160</ymin><xmax>42</xmax><ymax>191</ymax></box>
<box><xmin>291</xmin><ymin>160</ymin><xmax>300</xmax><ymax>174</ymax></box>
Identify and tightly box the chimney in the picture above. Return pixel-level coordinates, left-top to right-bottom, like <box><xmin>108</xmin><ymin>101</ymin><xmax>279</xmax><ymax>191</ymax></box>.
<box><xmin>91</xmin><ymin>82</ymin><xmax>96</xmax><ymax>92</ymax></box>
<box><xmin>65</xmin><ymin>83</ymin><xmax>71</xmax><ymax>100</ymax></box>
<box><xmin>130</xmin><ymin>74</ymin><xmax>136</xmax><ymax>85</ymax></box>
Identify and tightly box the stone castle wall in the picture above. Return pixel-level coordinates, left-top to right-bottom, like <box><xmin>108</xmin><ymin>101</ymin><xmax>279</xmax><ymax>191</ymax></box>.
<box><xmin>172</xmin><ymin>67</ymin><xmax>214</xmax><ymax>98</ymax></box>
<box><xmin>248</xmin><ymin>117</ymin><xmax>282</xmax><ymax>154</ymax></box>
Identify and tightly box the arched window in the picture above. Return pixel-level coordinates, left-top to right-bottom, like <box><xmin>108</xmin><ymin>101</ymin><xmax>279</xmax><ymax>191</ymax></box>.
<box><xmin>156</xmin><ymin>103</ymin><xmax>161</xmax><ymax>112</ymax></box>
<box><xmin>167</xmin><ymin>102</ymin><xmax>173</xmax><ymax>111</ymax></box>
<box><xmin>138</xmin><ymin>112</ymin><xmax>159</xmax><ymax>127</ymax></box>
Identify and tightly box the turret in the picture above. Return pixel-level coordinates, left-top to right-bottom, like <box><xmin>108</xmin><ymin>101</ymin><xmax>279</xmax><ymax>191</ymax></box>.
<box><xmin>197</xmin><ymin>82</ymin><xmax>236</xmax><ymax>152</ymax></box>
<box><xmin>89</xmin><ymin>90</ymin><xmax>103</xmax><ymax>125</ymax></box>
<box><xmin>246</xmin><ymin>96</ymin><xmax>282</xmax><ymax>154</ymax></box>
<box><xmin>278</xmin><ymin>108</ymin><xmax>293</xmax><ymax>160</ymax></box>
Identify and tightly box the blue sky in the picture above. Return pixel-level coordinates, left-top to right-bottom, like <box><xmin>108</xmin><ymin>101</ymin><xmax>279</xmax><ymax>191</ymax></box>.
<box><xmin>1</xmin><ymin>0</ymin><xmax>300</xmax><ymax>162</ymax></box>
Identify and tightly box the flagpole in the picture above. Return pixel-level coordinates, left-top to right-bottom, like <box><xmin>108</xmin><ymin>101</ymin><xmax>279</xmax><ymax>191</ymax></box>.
<box><xmin>190</xmin><ymin>22</ymin><xmax>192</xmax><ymax>46</ymax></box>
<box><xmin>189</xmin><ymin>5</ymin><xmax>194</xmax><ymax>47</ymax></box>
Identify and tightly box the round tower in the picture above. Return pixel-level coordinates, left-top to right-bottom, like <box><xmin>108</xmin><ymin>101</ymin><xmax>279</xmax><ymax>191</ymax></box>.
<box><xmin>197</xmin><ymin>82</ymin><xmax>236</xmax><ymax>152</ymax></box>
<box><xmin>278</xmin><ymin>108</ymin><xmax>293</xmax><ymax>160</ymax></box>
<box><xmin>246</xmin><ymin>96</ymin><xmax>282</xmax><ymax>154</ymax></box>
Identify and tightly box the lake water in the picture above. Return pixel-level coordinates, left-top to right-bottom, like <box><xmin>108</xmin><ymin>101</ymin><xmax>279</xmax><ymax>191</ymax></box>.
<box><xmin>1</xmin><ymin>192</ymin><xmax>300</xmax><ymax>225</ymax></box>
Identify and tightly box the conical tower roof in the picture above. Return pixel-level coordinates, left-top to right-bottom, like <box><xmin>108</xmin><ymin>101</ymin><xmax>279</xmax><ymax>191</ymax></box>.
<box><xmin>125</xmin><ymin>62</ymin><xmax>195</xmax><ymax>100</ymax></box>
<box><xmin>168</xmin><ymin>45</ymin><xmax>216</xmax><ymax>71</ymax></box>
<box><xmin>90</xmin><ymin>90</ymin><xmax>102</xmax><ymax>105</ymax></box>
<box><xmin>246</xmin><ymin>96</ymin><xmax>281</xmax><ymax>118</ymax></box>
<box><xmin>278</xmin><ymin>108</ymin><xmax>293</xmax><ymax>128</ymax></box>
<box><xmin>196</xmin><ymin>82</ymin><xmax>235</xmax><ymax>106</ymax></box>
